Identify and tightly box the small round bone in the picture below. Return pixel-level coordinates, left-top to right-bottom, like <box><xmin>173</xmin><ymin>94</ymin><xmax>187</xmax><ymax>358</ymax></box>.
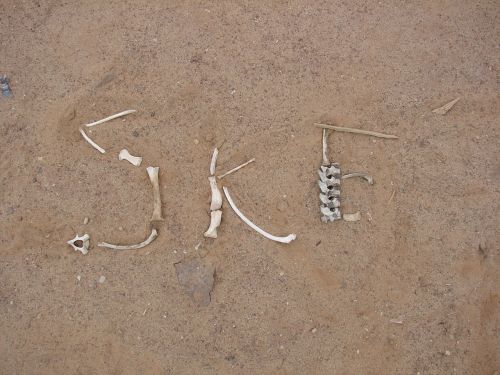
<box><xmin>119</xmin><ymin>149</ymin><xmax>142</xmax><ymax>166</ymax></box>
<box><xmin>204</xmin><ymin>210</ymin><xmax>222</xmax><ymax>238</ymax></box>
<box><xmin>209</xmin><ymin>176</ymin><xmax>223</xmax><ymax>211</ymax></box>
<box><xmin>223</xmin><ymin>186</ymin><xmax>296</xmax><ymax>244</ymax></box>
<box><xmin>98</xmin><ymin>228</ymin><xmax>158</xmax><ymax>250</ymax></box>
<box><xmin>147</xmin><ymin>167</ymin><xmax>164</xmax><ymax>222</ymax></box>
<box><xmin>67</xmin><ymin>233</ymin><xmax>90</xmax><ymax>255</ymax></box>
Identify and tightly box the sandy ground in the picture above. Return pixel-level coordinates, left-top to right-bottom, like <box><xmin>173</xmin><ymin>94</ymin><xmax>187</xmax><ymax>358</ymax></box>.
<box><xmin>1</xmin><ymin>1</ymin><xmax>499</xmax><ymax>374</ymax></box>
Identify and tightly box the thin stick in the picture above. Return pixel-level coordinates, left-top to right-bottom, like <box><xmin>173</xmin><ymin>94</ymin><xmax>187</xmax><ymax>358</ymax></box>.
<box><xmin>217</xmin><ymin>158</ymin><xmax>255</xmax><ymax>179</ymax></box>
<box><xmin>314</xmin><ymin>123</ymin><xmax>398</xmax><ymax>139</ymax></box>
<box><xmin>79</xmin><ymin>128</ymin><xmax>106</xmax><ymax>153</ymax></box>
<box><xmin>322</xmin><ymin>129</ymin><xmax>329</xmax><ymax>165</ymax></box>
<box><xmin>210</xmin><ymin>147</ymin><xmax>219</xmax><ymax>175</ymax></box>
<box><xmin>223</xmin><ymin>187</ymin><xmax>296</xmax><ymax>243</ymax></box>
<box><xmin>388</xmin><ymin>190</ymin><xmax>396</xmax><ymax>203</ymax></box>
<box><xmin>85</xmin><ymin>109</ymin><xmax>137</xmax><ymax>127</ymax></box>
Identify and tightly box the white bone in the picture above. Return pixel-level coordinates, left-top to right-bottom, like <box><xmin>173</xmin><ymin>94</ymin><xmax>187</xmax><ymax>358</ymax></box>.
<box><xmin>343</xmin><ymin>211</ymin><xmax>361</xmax><ymax>222</ymax></box>
<box><xmin>119</xmin><ymin>149</ymin><xmax>142</xmax><ymax>166</ymax></box>
<box><xmin>322</xmin><ymin>129</ymin><xmax>329</xmax><ymax>165</ymax></box>
<box><xmin>147</xmin><ymin>167</ymin><xmax>163</xmax><ymax>222</ymax></box>
<box><xmin>85</xmin><ymin>109</ymin><xmax>137</xmax><ymax>127</ymax></box>
<box><xmin>98</xmin><ymin>228</ymin><xmax>158</xmax><ymax>250</ymax></box>
<box><xmin>342</xmin><ymin>172</ymin><xmax>373</xmax><ymax>185</ymax></box>
<box><xmin>209</xmin><ymin>176</ymin><xmax>222</xmax><ymax>211</ymax></box>
<box><xmin>223</xmin><ymin>186</ymin><xmax>296</xmax><ymax>244</ymax></box>
<box><xmin>432</xmin><ymin>98</ymin><xmax>459</xmax><ymax>115</ymax></box>
<box><xmin>204</xmin><ymin>210</ymin><xmax>222</xmax><ymax>238</ymax></box>
<box><xmin>217</xmin><ymin>158</ymin><xmax>255</xmax><ymax>179</ymax></box>
<box><xmin>319</xmin><ymin>194</ymin><xmax>340</xmax><ymax>207</ymax></box>
<box><xmin>210</xmin><ymin>147</ymin><xmax>219</xmax><ymax>175</ymax></box>
<box><xmin>67</xmin><ymin>233</ymin><xmax>90</xmax><ymax>255</ymax></box>
<box><xmin>79</xmin><ymin>128</ymin><xmax>106</xmax><ymax>153</ymax></box>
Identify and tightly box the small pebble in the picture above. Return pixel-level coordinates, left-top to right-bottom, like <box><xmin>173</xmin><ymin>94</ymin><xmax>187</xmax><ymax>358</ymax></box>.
<box><xmin>445</xmin><ymin>350</ymin><xmax>451</xmax><ymax>356</ymax></box>
<box><xmin>194</xmin><ymin>139</ymin><xmax>199</xmax><ymax>145</ymax></box>
<box><xmin>98</xmin><ymin>275</ymin><xmax>106</xmax><ymax>284</ymax></box>
<box><xmin>76</xmin><ymin>275</ymin><xmax>81</xmax><ymax>281</ymax></box>
<box><xmin>311</xmin><ymin>328</ymin><xmax>317</xmax><ymax>333</ymax></box>
<box><xmin>83</xmin><ymin>217</ymin><xmax>89</xmax><ymax>225</ymax></box>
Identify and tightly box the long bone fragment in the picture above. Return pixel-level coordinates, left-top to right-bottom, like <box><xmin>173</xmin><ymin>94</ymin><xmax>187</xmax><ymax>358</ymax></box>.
<box><xmin>217</xmin><ymin>158</ymin><xmax>255</xmax><ymax>179</ymax></box>
<box><xmin>223</xmin><ymin>187</ymin><xmax>296</xmax><ymax>244</ymax></box>
<box><xmin>210</xmin><ymin>147</ymin><xmax>219</xmax><ymax>175</ymax></box>
<box><xmin>98</xmin><ymin>228</ymin><xmax>158</xmax><ymax>250</ymax></box>
<box><xmin>67</xmin><ymin>233</ymin><xmax>90</xmax><ymax>255</ymax></box>
<box><xmin>204</xmin><ymin>210</ymin><xmax>222</xmax><ymax>238</ymax></box>
<box><xmin>209</xmin><ymin>176</ymin><xmax>222</xmax><ymax>211</ymax></box>
<box><xmin>315</xmin><ymin>123</ymin><xmax>398</xmax><ymax>139</ymax></box>
<box><xmin>79</xmin><ymin>128</ymin><xmax>106</xmax><ymax>153</ymax></box>
<box><xmin>342</xmin><ymin>172</ymin><xmax>374</xmax><ymax>185</ymax></box>
<box><xmin>85</xmin><ymin>109</ymin><xmax>136</xmax><ymax>127</ymax></box>
<box><xmin>147</xmin><ymin>167</ymin><xmax>163</xmax><ymax>222</ymax></box>
<box><xmin>119</xmin><ymin>149</ymin><xmax>142</xmax><ymax>166</ymax></box>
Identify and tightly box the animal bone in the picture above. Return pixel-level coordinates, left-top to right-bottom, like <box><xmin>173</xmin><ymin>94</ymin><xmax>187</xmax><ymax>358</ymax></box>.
<box><xmin>209</xmin><ymin>176</ymin><xmax>222</xmax><ymax>211</ymax></box>
<box><xmin>67</xmin><ymin>233</ymin><xmax>90</xmax><ymax>255</ymax></box>
<box><xmin>223</xmin><ymin>186</ymin><xmax>296</xmax><ymax>244</ymax></box>
<box><xmin>98</xmin><ymin>228</ymin><xmax>158</xmax><ymax>250</ymax></box>
<box><xmin>218</xmin><ymin>158</ymin><xmax>255</xmax><ymax>179</ymax></box>
<box><xmin>147</xmin><ymin>167</ymin><xmax>163</xmax><ymax>222</ymax></box>
<box><xmin>85</xmin><ymin>109</ymin><xmax>136</xmax><ymax>127</ymax></box>
<box><xmin>79</xmin><ymin>128</ymin><xmax>106</xmax><ymax>153</ymax></box>
<box><xmin>204</xmin><ymin>210</ymin><xmax>222</xmax><ymax>238</ymax></box>
<box><xmin>322</xmin><ymin>129</ymin><xmax>330</xmax><ymax>165</ymax></box>
<box><xmin>318</xmin><ymin>170</ymin><xmax>341</xmax><ymax>186</ymax></box>
<box><xmin>318</xmin><ymin>180</ymin><xmax>341</xmax><ymax>196</ymax></box>
<box><xmin>320</xmin><ymin>206</ymin><xmax>341</xmax><ymax>222</ymax></box>
<box><xmin>119</xmin><ymin>149</ymin><xmax>142</xmax><ymax>166</ymax></box>
<box><xmin>210</xmin><ymin>147</ymin><xmax>219</xmax><ymax>175</ymax></box>
<box><xmin>343</xmin><ymin>211</ymin><xmax>361</xmax><ymax>222</ymax></box>
<box><xmin>342</xmin><ymin>172</ymin><xmax>374</xmax><ymax>185</ymax></box>
<box><xmin>315</xmin><ymin>123</ymin><xmax>398</xmax><ymax>139</ymax></box>
<box><xmin>319</xmin><ymin>194</ymin><xmax>341</xmax><ymax>208</ymax></box>
<box><xmin>432</xmin><ymin>97</ymin><xmax>459</xmax><ymax>115</ymax></box>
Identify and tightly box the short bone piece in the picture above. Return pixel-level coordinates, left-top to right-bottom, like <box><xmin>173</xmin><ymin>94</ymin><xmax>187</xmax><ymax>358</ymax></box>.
<box><xmin>119</xmin><ymin>149</ymin><xmax>142</xmax><ymax>166</ymax></box>
<box><xmin>204</xmin><ymin>210</ymin><xmax>222</xmax><ymax>238</ymax></box>
<box><xmin>98</xmin><ymin>228</ymin><xmax>158</xmax><ymax>250</ymax></box>
<box><xmin>209</xmin><ymin>176</ymin><xmax>222</xmax><ymax>211</ymax></box>
<box><xmin>147</xmin><ymin>167</ymin><xmax>163</xmax><ymax>222</ymax></box>
<box><xmin>67</xmin><ymin>233</ymin><xmax>90</xmax><ymax>255</ymax></box>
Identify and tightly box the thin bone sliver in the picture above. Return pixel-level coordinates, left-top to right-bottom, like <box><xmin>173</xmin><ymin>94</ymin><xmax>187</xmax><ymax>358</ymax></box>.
<box><xmin>210</xmin><ymin>147</ymin><xmax>219</xmax><ymax>175</ymax></box>
<box><xmin>322</xmin><ymin>129</ymin><xmax>330</xmax><ymax>165</ymax></box>
<box><xmin>432</xmin><ymin>97</ymin><xmax>460</xmax><ymax>115</ymax></box>
<box><xmin>343</xmin><ymin>211</ymin><xmax>361</xmax><ymax>222</ymax></box>
<box><xmin>218</xmin><ymin>158</ymin><xmax>256</xmax><ymax>179</ymax></box>
<box><xmin>79</xmin><ymin>128</ymin><xmax>106</xmax><ymax>153</ymax></box>
<box><xmin>85</xmin><ymin>109</ymin><xmax>137</xmax><ymax>127</ymax></box>
<box><xmin>223</xmin><ymin>186</ymin><xmax>296</xmax><ymax>244</ymax></box>
<box><xmin>204</xmin><ymin>210</ymin><xmax>222</xmax><ymax>238</ymax></box>
<box><xmin>98</xmin><ymin>228</ymin><xmax>158</xmax><ymax>250</ymax></box>
<box><xmin>147</xmin><ymin>167</ymin><xmax>163</xmax><ymax>221</ymax></box>
<box><xmin>119</xmin><ymin>149</ymin><xmax>142</xmax><ymax>166</ymax></box>
<box><xmin>342</xmin><ymin>172</ymin><xmax>374</xmax><ymax>185</ymax></box>
<box><xmin>314</xmin><ymin>123</ymin><xmax>398</xmax><ymax>139</ymax></box>
<box><xmin>209</xmin><ymin>176</ymin><xmax>222</xmax><ymax>211</ymax></box>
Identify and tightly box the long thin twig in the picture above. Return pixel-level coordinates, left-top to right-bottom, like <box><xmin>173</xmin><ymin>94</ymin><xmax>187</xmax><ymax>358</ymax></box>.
<box><xmin>314</xmin><ymin>123</ymin><xmax>398</xmax><ymax>139</ymax></box>
<box><xmin>85</xmin><ymin>109</ymin><xmax>137</xmax><ymax>127</ymax></box>
<box><xmin>217</xmin><ymin>158</ymin><xmax>255</xmax><ymax>179</ymax></box>
<box><xmin>79</xmin><ymin>128</ymin><xmax>106</xmax><ymax>153</ymax></box>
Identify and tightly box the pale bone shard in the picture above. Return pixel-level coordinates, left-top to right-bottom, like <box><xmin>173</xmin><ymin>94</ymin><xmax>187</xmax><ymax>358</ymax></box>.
<box><xmin>209</xmin><ymin>148</ymin><xmax>219</xmax><ymax>175</ymax></box>
<box><xmin>67</xmin><ymin>233</ymin><xmax>90</xmax><ymax>255</ymax></box>
<box><xmin>343</xmin><ymin>211</ymin><xmax>361</xmax><ymax>221</ymax></box>
<box><xmin>315</xmin><ymin>123</ymin><xmax>398</xmax><ymax>139</ymax></box>
<box><xmin>223</xmin><ymin>186</ymin><xmax>296</xmax><ymax>244</ymax></box>
<box><xmin>209</xmin><ymin>176</ymin><xmax>222</xmax><ymax>211</ymax></box>
<box><xmin>204</xmin><ymin>210</ymin><xmax>222</xmax><ymax>238</ymax></box>
<box><xmin>119</xmin><ymin>149</ymin><xmax>142</xmax><ymax>166</ymax></box>
<box><xmin>322</xmin><ymin>129</ymin><xmax>329</xmax><ymax>165</ymax></box>
<box><xmin>432</xmin><ymin>98</ymin><xmax>460</xmax><ymax>115</ymax></box>
<box><xmin>79</xmin><ymin>128</ymin><xmax>106</xmax><ymax>153</ymax></box>
<box><xmin>85</xmin><ymin>109</ymin><xmax>136</xmax><ymax>127</ymax></box>
<box><xmin>147</xmin><ymin>167</ymin><xmax>163</xmax><ymax>222</ymax></box>
<box><xmin>217</xmin><ymin>158</ymin><xmax>255</xmax><ymax>179</ymax></box>
<box><xmin>342</xmin><ymin>172</ymin><xmax>374</xmax><ymax>185</ymax></box>
<box><xmin>98</xmin><ymin>228</ymin><xmax>158</xmax><ymax>250</ymax></box>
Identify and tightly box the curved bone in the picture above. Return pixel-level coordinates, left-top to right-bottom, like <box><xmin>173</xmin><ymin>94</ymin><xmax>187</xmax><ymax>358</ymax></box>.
<box><xmin>342</xmin><ymin>172</ymin><xmax>373</xmax><ymax>185</ymax></box>
<box><xmin>210</xmin><ymin>147</ymin><xmax>219</xmax><ymax>175</ymax></box>
<box><xmin>119</xmin><ymin>149</ymin><xmax>142</xmax><ymax>166</ymax></box>
<box><xmin>67</xmin><ymin>233</ymin><xmax>90</xmax><ymax>255</ymax></box>
<box><xmin>343</xmin><ymin>211</ymin><xmax>361</xmax><ymax>222</ymax></box>
<box><xmin>98</xmin><ymin>228</ymin><xmax>158</xmax><ymax>250</ymax></box>
<box><xmin>147</xmin><ymin>167</ymin><xmax>163</xmax><ymax>221</ymax></box>
<box><xmin>85</xmin><ymin>109</ymin><xmax>136</xmax><ymax>127</ymax></box>
<box><xmin>209</xmin><ymin>176</ymin><xmax>222</xmax><ymax>211</ymax></box>
<box><xmin>223</xmin><ymin>187</ymin><xmax>296</xmax><ymax>244</ymax></box>
<box><xmin>79</xmin><ymin>128</ymin><xmax>106</xmax><ymax>154</ymax></box>
<box><xmin>204</xmin><ymin>210</ymin><xmax>222</xmax><ymax>238</ymax></box>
